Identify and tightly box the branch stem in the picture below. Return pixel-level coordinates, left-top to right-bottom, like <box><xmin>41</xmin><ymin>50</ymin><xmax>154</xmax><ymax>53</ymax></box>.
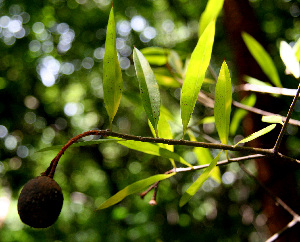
<box><xmin>273</xmin><ymin>83</ymin><xmax>300</xmax><ymax>153</ymax></box>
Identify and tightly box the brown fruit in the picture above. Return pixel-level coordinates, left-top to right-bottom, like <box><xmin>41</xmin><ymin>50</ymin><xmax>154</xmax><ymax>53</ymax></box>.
<box><xmin>17</xmin><ymin>175</ymin><xmax>63</xmax><ymax>228</ymax></box>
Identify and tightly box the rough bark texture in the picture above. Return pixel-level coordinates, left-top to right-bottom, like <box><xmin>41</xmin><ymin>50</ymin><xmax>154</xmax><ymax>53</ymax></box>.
<box><xmin>223</xmin><ymin>0</ymin><xmax>300</xmax><ymax>240</ymax></box>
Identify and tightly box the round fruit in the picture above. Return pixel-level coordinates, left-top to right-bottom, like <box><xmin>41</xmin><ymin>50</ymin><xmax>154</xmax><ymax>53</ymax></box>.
<box><xmin>17</xmin><ymin>175</ymin><xmax>63</xmax><ymax>228</ymax></box>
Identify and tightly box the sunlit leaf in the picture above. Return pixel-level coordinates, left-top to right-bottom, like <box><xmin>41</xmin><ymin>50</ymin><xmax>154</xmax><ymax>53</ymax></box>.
<box><xmin>188</xmin><ymin>132</ymin><xmax>221</xmax><ymax>183</ymax></box>
<box><xmin>230</xmin><ymin>94</ymin><xmax>256</xmax><ymax>135</ymax></box>
<box><xmin>103</xmin><ymin>7</ymin><xmax>123</xmax><ymax>129</ymax></box>
<box><xmin>117</xmin><ymin>139</ymin><xmax>192</xmax><ymax>167</ymax></box>
<box><xmin>198</xmin><ymin>116</ymin><xmax>215</xmax><ymax>124</ymax></box>
<box><xmin>262</xmin><ymin>115</ymin><xmax>283</xmax><ymax>125</ymax></box>
<box><xmin>154</xmin><ymin>68</ymin><xmax>180</xmax><ymax>88</ymax></box>
<box><xmin>199</xmin><ymin>0</ymin><xmax>224</xmax><ymax>36</ymax></box>
<box><xmin>98</xmin><ymin>173</ymin><xmax>175</xmax><ymax>209</ymax></box>
<box><xmin>242</xmin><ymin>32</ymin><xmax>282</xmax><ymax>88</ymax></box>
<box><xmin>149</xmin><ymin>107</ymin><xmax>175</xmax><ymax>167</ymax></box>
<box><xmin>244</xmin><ymin>75</ymin><xmax>272</xmax><ymax>87</ymax></box>
<box><xmin>234</xmin><ymin>124</ymin><xmax>276</xmax><ymax>147</ymax></box>
<box><xmin>293</xmin><ymin>38</ymin><xmax>300</xmax><ymax>62</ymax></box>
<box><xmin>181</xmin><ymin>20</ymin><xmax>216</xmax><ymax>136</ymax></box>
<box><xmin>37</xmin><ymin>139</ymin><xmax>122</xmax><ymax>152</ymax></box>
<box><xmin>168</xmin><ymin>50</ymin><xmax>183</xmax><ymax>76</ymax></box>
<box><xmin>133</xmin><ymin>47</ymin><xmax>161</xmax><ymax>136</ymax></box>
<box><xmin>179</xmin><ymin>151</ymin><xmax>222</xmax><ymax>207</ymax></box>
<box><xmin>280</xmin><ymin>41</ymin><xmax>300</xmax><ymax>79</ymax></box>
<box><xmin>141</xmin><ymin>47</ymin><xmax>169</xmax><ymax>65</ymax></box>
<box><xmin>215</xmin><ymin>61</ymin><xmax>232</xmax><ymax>145</ymax></box>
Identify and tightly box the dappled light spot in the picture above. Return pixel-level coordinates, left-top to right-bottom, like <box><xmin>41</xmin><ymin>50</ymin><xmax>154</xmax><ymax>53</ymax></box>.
<box><xmin>24</xmin><ymin>95</ymin><xmax>39</xmax><ymax>109</ymax></box>
<box><xmin>222</xmin><ymin>171</ymin><xmax>236</xmax><ymax>185</ymax></box>
<box><xmin>4</xmin><ymin>135</ymin><xmax>17</xmax><ymax>150</ymax></box>
<box><xmin>131</xmin><ymin>15</ymin><xmax>146</xmax><ymax>32</ymax></box>
<box><xmin>0</xmin><ymin>125</ymin><xmax>8</xmax><ymax>138</ymax></box>
<box><xmin>24</xmin><ymin>112</ymin><xmax>36</xmax><ymax>124</ymax></box>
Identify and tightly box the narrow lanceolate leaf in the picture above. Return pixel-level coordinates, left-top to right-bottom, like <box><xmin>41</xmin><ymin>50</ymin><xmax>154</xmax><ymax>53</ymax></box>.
<box><xmin>181</xmin><ymin>20</ymin><xmax>216</xmax><ymax>136</ymax></box>
<box><xmin>134</xmin><ymin>47</ymin><xmax>161</xmax><ymax>136</ymax></box>
<box><xmin>280</xmin><ymin>41</ymin><xmax>300</xmax><ymax>79</ymax></box>
<box><xmin>242</xmin><ymin>32</ymin><xmax>282</xmax><ymax>88</ymax></box>
<box><xmin>98</xmin><ymin>173</ymin><xmax>175</xmax><ymax>209</ymax></box>
<box><xmin>188</xmin><ymin>132</ymin><xmax>221</xmax><ymax>183</ymax></box>
<box><xmin>230</xmin><ymin>94</ymin><xmax>256</xmax><ymax>135</ymax></box>
<box><xmin>117</xmin><ymin>139</ymin><xmax>192</xmax><ymax>167</ymax></box>
<box><xmin>262</xmin><ymin>115</ymin><xmax>283</xmax><ymax>125</ymax></box>
<box><xmin>215</xmin><ymin>61</ymin><xmax>232</xmax><ymax>145</ymax></box>
<box><xmin>103</xmin><ymin>7</ymin><xmax>123</xmax><ymax>129</ymax></box>
<box><xmin>234</xmin><ymin>124</ymin><xmax>276</xmax><ymax>147</ymax></box>
<box><xmin>179</xmin><ymin>151</ymin><xmax>222</xmax><ymax>207</ymax></box>
<box><xmin>199</xmin><ymin>0</ymin><xmax>224</xmax><ymax>36</ymax></box>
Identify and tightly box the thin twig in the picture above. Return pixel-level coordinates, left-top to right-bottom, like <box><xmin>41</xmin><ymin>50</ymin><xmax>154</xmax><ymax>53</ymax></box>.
<box><xmin>266</xmin><ymin>217</ymin><xmax>300</xmax><ymax>242</ymax></box>
<box><xmin>235</xmin><ymin>84</ymin><xmax>297</xmax><ymax>96</ymax></box>
<box><xmin>273</xmin><ymin>83</ymin><xmax>300</xmax><ymax>153</ymax></box>
<box><xmin>240</xmin><ymin>164</ymin><xmax>300</xmax><ymax>242</ymax></box>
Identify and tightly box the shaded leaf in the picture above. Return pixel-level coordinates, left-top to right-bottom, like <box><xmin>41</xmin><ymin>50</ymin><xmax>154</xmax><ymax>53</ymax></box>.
<box><xmin>199</xmin><ymin>0</ymin><xmax>224</xmax><ymax>36</ymax></box>
<box><xmin>262</xmin><ymin>115</ymin><xmax>283</xmax><ymax>125</ymax></box>
<box><xmin>98</xmin><ymin>173</ymin><xmax>175</xmax><ymax>209</ymax></box>
<box><xmin>168</xmin><ymin>50</ymin><xmax>183</xmax><ymax>76</ymax></box>
<box><xmin>242</xmin><ymin>32</ymin><xmax>282</xmax><ymax>87</ymax></box>
<box><xmin>234</xmin><ymin>124</ymin><xmax>276</xmax><ymax>147</ymax></box>
<box><xmin>117</xmin><ymin>139</ymin><xmax>192</xmax><ymax>167</ymax></box>
<box><xmin>103</xmin><ymin>7</ymin><xmax>123</xmax><ymax>129</ymax></box>
<box><xmin>133</xmin><ymin>47</ymin><xmax>161</xmax><ymax>136</ymax></box>
<box><xmin>188</xmin><ymin>132</ymin><xmax>221</xmax><ymax>183</ymax></box>
<box><xmin>179</xmin><ymin>151</ymin><xmax>222</xmax><ymax>207</ymax></box>
<box><xmin>141</xmin><ymin>47</ymin><xmax>169</xmax><ymax>65</ymax></box>
<box><xmin>181</xmin><ymin>20</ymin><xmax>216</xmax><ymax>136</ymax></box>
<box><xmin>230</xmin><ymin>94</ymin><xmax>256</xmax><ymax>135</ymax></box>
<box><xmin>280</xmin><ymin>41</ymin><xmax>300</xmax><ymax>78</ymax></box>
<box><xmin>215</xmin><ymin>61</ymin><xmax>232</xmax><ymax>145</ymax></box>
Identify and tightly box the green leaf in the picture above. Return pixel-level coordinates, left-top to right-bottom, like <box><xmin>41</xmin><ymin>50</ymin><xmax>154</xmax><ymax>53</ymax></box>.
<box><xmin>98</xmin><ymin>173</ymin><xmax>175</xmax><ymax>209</ymax></box>
<box><xmin>199</xmin><ymin>116</ymin><xmax>215</xmax><ymax>124</ymax></box>
<box><xmin>133</xmin><ymin>47</ymin><xmax>161</xmax><ymax>136</ymax></box>
<box><xmin>168</xmin><ymin>50</ymin><xmax>183</xmax><ymax>76</ymax></box>
<box><xmin>215</xmin><ymin>61</ymin><xmax>232</xmax><ymax>145</ymax></box>
<box><xmin>262</xmin><ymin>115</ymin><xmax>283</xmax><ymax>125</ymax></box>
<box><xmin>179</xmin><ymin>151</ymin><xmax>222</xmax><ymax>207</ymax></box>
<box><xmin>230</xmin><ymin>94</ymin><xmax>256</xmax><ymax>135</ymax></box>
<box><xmin>244</xmin><ymin>75</ymin><xmax>272</xmax><ymax>87</ymax></box>
<box><xmin>38</xmin><ymin>139</ymin><xmax>122</xmax><ymax>152</ymax></box>
<box><xmin>117</xmin><ymin>139</ymin><xmax>193</xmax><ymax>168</ymax></box>
<box><xmin>103</xmin><ymin>7</ymin><xmax>123</xmax><ymax>129</ymax></box>
<box><xmin>293</xmin><ymin>38</ymin><xmax>300</xmax><ymax>62</ymax></box>
<box><xmin>181</xmin><ymin>20</ymin><xmax>216</xmax><ymax>136</ymax></box>
<box><xmin>188</xmin><ymin>132</ymin><xmax>221</xmax><ymax>183</ymax></box>
<box><xmin>199</xmin><ymin>0</ymin><xmax>224</xmax><ymax>36</ymax></box>
<box><xmin>242</xmin><ymin>32</ymin><xmax>282</xmax><ymax>88</ymax></box>
<box><xmin>234</xmin><ymin>124</ymin><xmax>276</xmax><ymax>147</ymax></box>
<box><xmin>140</xmin><ymin>47</ymin><xmax>169</xmax><ymax>65</ymax></box>
<box><xmin>149</xmin><ymin>107</ymin><xmax>176</xmax><ymax>167</ymax></box>
<box><xmin>280</xmin><ymin>41</ymin><xmax>300</xmax><ymax>79</ymax></box>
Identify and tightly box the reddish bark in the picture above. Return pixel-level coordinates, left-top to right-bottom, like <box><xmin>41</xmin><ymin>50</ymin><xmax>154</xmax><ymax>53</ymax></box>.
<box><xmin>223</xmin><ymin>0</ymin><xmax>300</xmax><ymax>240</ymax></box>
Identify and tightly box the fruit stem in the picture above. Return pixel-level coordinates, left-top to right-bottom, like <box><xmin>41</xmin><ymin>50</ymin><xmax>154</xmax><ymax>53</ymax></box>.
<box><xmin>42</xmin><ymin>130</ymin><xmax>102</xmax><ymax>178</ymax></box>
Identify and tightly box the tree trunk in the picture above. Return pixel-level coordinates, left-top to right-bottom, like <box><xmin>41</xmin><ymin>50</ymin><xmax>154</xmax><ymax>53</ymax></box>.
<box><xmin>223</xmin><ymin>0</ymin><xmax>300</xmax><ymax>240</ymax></box>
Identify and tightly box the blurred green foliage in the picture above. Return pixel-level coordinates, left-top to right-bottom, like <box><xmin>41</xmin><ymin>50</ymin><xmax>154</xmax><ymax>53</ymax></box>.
<box><xmin>0</xmin><ymin>0</ymin><xmax>299</xmax><ymax>241</ymax></box>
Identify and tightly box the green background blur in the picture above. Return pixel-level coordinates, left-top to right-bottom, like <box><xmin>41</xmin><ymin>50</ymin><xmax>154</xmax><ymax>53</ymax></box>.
<box><xmin>0</xmin><ymin>0</ymin><xmax>299</xmax><ymax>241</ymax></box>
